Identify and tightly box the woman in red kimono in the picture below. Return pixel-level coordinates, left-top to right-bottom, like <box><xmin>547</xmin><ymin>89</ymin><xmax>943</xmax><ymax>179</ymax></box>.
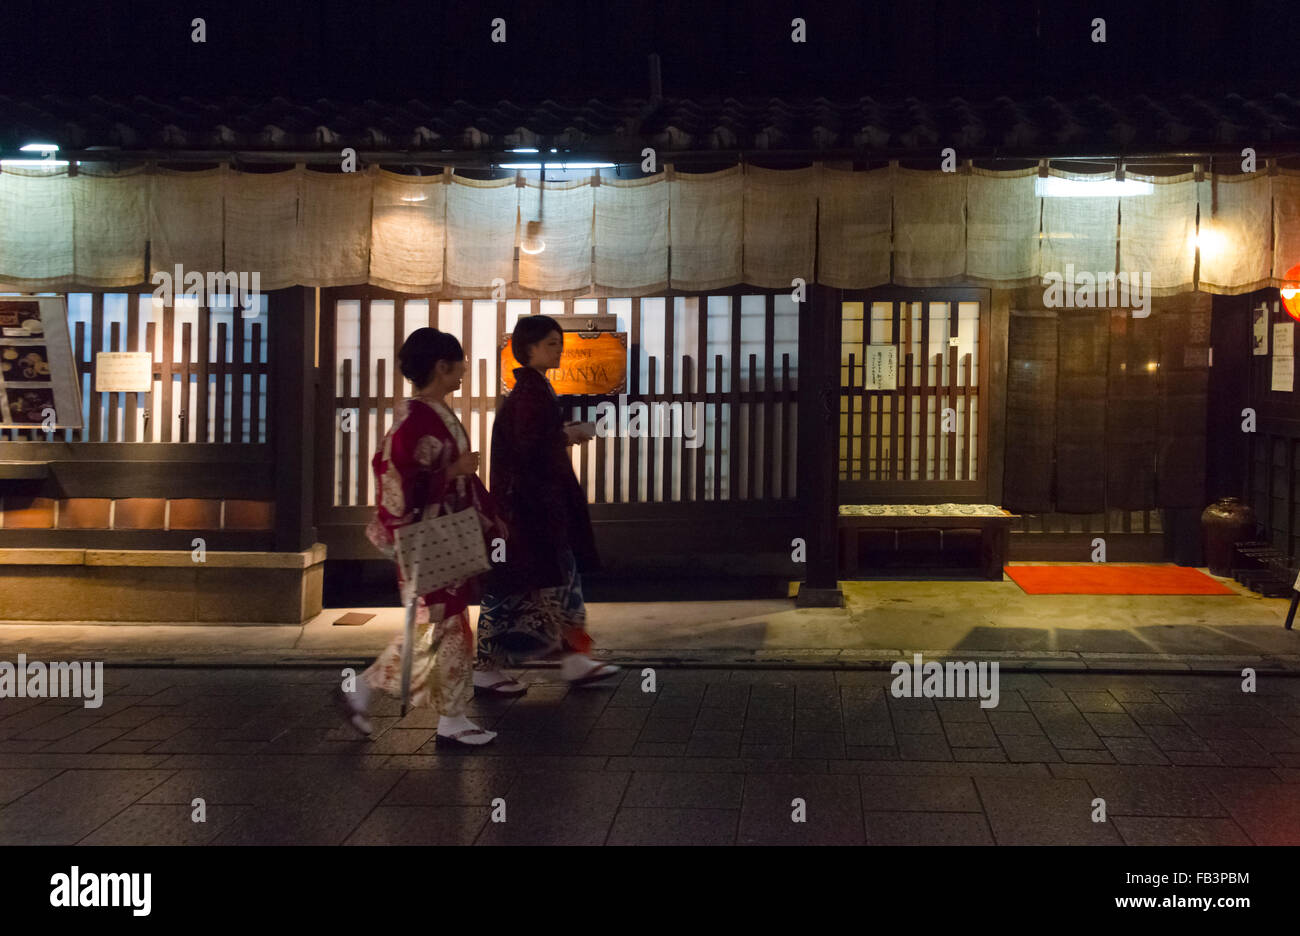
<box><xmin>473</xmin><ymin>314</ymin><xmax>620</xmax><ymax>691</ymax></box>
<box><xmin>336</xmin><ymin>328</ymin><xmax>507</xmax><ymax>746</ymax></box>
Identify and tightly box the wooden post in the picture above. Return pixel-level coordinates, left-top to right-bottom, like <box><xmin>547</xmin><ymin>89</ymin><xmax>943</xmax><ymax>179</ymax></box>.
<box><xmin>272</xmin><ymin>287</ymin><xmax>317</xmax><ymax>552</ymax></box>
<box><xmin>796</xmin><ymin>283</ymin><xmax>843</xmax><ymax>607</ymax></box>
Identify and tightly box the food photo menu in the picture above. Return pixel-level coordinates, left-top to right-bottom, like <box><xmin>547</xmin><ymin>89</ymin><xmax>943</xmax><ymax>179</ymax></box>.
<box><xmin>0</xmin><ymin>297</ymin><xmax>83</xmax><ymax>430</ymax></box>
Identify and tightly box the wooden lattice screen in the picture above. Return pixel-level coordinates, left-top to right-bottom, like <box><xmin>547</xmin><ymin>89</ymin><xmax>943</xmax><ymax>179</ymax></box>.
<box><xmin>0</xmin><ymin>293</ymin><xmax>269</xmax><ymax>444</ymax></box>
<box><xmin>322</xmin><ymin>291</ymin><xmax>800</xmax><ymax>511</ymax></box>
<box><xmin>838</xmin><ymin>291</ymin><xmax>988</xmax><ymax>497</ymax></box>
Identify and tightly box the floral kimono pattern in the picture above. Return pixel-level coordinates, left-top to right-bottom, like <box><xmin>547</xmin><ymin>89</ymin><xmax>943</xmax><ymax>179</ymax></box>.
<box><xmin>363</xmin><ymin>397</ymin><xmax>505</xmax><ymax>714</ymax></box>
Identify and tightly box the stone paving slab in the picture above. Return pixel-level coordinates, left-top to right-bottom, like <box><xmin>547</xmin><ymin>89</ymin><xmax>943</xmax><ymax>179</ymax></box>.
<box><xmin>0</xmin><ymin>665</ymin><xmax>1296</xmax><ymax>844</ymax></box>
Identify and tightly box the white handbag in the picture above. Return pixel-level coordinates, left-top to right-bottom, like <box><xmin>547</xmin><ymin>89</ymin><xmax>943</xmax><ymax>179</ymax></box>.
<box><xmin>393</xmin><ymin>505</ymin><xmax>491</xmax><ymax>602</ymax></box>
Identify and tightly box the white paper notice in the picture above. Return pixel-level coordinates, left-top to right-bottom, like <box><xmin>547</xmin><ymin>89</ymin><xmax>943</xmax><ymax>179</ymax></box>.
<box><xmin>1274</xmin><ymin>356</ymin><xmax>1294</xmax><ymax>392</ymax></box>
<box><xmin>1275</xmin><ymin>322</ymin><xmax>1294</xmax><ymax>356</ymax></box>
<box><xmin>95</xmin><ymin>352</ymin><xmax>154</xmax><ymax>393</ymax></box>
<box><xmin>1275</xmin><ymin>323</ymin><xmax>1295</xmax><ymax>392</ymax></box>
<box><xmin>864</xmin><ymin>345</ymin><xmax>898</xmax><ymax>391</ymax></box>
<box><xmin>1253</xmin><ymin>305</ymin><xmax>1269</xmax><ymax>355</ymax></box>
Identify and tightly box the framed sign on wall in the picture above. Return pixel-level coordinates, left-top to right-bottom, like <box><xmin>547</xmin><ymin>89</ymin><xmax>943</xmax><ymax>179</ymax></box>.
<box><xmin>0</xmin><ymin>296</ymin><xmax>83</xmax><ymax>429</ymax></box>
<box><xmin>499</xmin><ymin>331</ymin><xmax>628</xmax><ymax>395</ymax></box>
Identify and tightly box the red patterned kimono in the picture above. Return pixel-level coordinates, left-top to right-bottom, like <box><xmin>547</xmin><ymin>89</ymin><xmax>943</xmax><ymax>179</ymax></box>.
<box><xmin>363</xmin><ymin>396</ymin><xmax>505</xmax><ymax>715</ymax></box>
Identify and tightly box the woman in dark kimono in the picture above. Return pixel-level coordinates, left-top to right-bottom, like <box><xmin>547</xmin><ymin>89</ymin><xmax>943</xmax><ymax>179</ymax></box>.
<box><xmin>473</xmin><ymin>315</ymin><xmax>620</xmax><ymax>691</ymax></box>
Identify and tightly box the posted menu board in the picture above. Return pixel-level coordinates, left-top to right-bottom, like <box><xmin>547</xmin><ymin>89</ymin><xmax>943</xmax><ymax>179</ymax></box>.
<box><xmin>0</xmin><ymin>296</ymin><xmax>83</xmax><ymax>429</ymax></box>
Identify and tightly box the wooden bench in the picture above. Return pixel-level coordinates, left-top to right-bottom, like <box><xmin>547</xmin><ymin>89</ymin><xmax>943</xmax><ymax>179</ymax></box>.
<box><xmin>838</xmin><ymin>504</ymin><xmax>1017</xmax><ymax>581</ymax></box>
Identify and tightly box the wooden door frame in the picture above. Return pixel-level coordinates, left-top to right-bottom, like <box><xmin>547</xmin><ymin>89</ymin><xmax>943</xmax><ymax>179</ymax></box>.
<box><xmin>834</xmin><ymin>285</ymin><xmax>999</xmax><ymax>504</ymax></box>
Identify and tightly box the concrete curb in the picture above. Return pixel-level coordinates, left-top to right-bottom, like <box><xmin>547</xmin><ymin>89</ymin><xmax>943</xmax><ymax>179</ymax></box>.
<box><xmin>67</xmin><ymin>651</ymin><xmax>1300</xmax><ymax>676</ymax></box>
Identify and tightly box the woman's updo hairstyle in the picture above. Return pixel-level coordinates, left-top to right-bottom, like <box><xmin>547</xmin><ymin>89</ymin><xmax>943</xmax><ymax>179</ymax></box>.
<box><xmin>398</xmin><ymin>328</ymin><xmax>464</xmax><ymax>388</ymax></box>
<box><xmin>510</xmin><ymin>314</ymin><xmax>563</xmax><ymax>366</ymax></box>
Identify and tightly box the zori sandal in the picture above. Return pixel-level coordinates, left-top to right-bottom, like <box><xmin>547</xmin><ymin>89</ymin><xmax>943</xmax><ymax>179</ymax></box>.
<box><xmin>568</xmin><ymin>663</ymin><xmax>621</xmax><ymax>687</ymax></box>
<box><xmin>333</xmin><ymin>688</ymin><xmax>373</xmax><ymax>738</ymax></box>
<box><xmin>472</xmin><ymin>672</ymin><xmax>529</xmax><ymax>697</ymax></box>
<box><xmin>435</xmin><ymin>727</ymin><xmax>498</xmax><ymax>747</ymax></box>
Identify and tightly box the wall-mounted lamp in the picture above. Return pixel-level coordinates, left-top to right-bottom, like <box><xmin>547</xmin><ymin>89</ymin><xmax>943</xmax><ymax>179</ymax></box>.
<box><xmin>1281</xmin><ymin>264</ymin><xmax>1300</xmax><ymax>321</ymax></box>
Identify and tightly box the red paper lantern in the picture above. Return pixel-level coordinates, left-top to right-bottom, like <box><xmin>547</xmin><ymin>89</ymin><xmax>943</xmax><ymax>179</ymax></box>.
<box><xmin>1283</xmin><ymin>263</ymin><xmax>1300</xmax><ymax>321</ymax></box>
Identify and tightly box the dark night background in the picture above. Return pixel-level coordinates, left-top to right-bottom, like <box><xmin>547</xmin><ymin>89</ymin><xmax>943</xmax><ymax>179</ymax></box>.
<box><xmin>0</xmin><ymin>0</ymin><xmax>1284</xmax><ymax>102</ymax></box>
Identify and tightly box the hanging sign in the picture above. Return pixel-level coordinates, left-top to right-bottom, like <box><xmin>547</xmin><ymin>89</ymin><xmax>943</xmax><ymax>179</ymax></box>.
<box><xmin>864</xmin><ymin>344</ymin><xmax>898</xmax><ymax>391</ymax></box>
<box><xmin>1253</xmin><ymin>304</ymin><xmax>1269</xmax><ymax>355</ymax></box>
<box><xmin>500</xmin><ymin>331</ymin><xmax>628</xmax><ymax>395</ymax></box>
<box><xmin>95</xmin><ymin>352</ymin><xmax>153</xmax><ymax>393</ymax></box>
<box><xmin>0</xmin><ymin>297</ymin><xmax>82</xmax><ymax>429</ymax></box>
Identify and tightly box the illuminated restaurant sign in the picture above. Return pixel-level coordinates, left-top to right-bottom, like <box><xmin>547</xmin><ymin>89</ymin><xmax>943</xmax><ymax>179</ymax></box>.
<box><xmin>499</xmin><ymin>331</ymin><xmax>628</xmax><ymax>395</ymax></box>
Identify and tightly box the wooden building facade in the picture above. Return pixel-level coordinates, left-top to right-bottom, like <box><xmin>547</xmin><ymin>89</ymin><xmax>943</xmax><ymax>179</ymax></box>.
<box><xmin>1</xmin><ymin>91</ymin><xmax>1298</xmax><ymax>617</ymax></box>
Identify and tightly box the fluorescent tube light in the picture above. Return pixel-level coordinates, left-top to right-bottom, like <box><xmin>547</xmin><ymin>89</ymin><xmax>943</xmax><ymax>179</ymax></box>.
<box><xmin>1035</xmin><ymin>177</ymin><xmax>1154</xmax><ymax>197</ymax></box>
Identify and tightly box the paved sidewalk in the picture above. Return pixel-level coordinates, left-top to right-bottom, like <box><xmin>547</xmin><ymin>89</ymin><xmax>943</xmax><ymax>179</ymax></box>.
<box><xmin>4</xmin><ymin>570</ymin><xmax>1300</xmax><ymax>671</ymax></box>
<box><xmin>2</xmin><ymin>666</ymin><xmax>1299</xmax><ymax>845</ymax></box>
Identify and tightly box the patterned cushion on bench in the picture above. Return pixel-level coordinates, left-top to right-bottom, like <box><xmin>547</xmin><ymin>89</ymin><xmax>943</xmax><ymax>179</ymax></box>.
<box><xmin>839</xmin><ymin>503</ymin><xmax>1008</xmax><ymax>518</ymax></box>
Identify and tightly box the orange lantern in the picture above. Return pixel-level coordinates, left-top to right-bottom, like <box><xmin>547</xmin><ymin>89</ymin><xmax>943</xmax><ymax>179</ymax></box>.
<box><xmin>1283</xmin><ymin>263</ymin><xmax>1300</xmax><ymax>321</ymax></box>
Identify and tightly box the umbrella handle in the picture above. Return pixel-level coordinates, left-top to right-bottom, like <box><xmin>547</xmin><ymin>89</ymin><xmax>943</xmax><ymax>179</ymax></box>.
<box><xmin>400</xmin><ymin>561</ymin><xmax>419</xmax><ymax>717</ymax></box>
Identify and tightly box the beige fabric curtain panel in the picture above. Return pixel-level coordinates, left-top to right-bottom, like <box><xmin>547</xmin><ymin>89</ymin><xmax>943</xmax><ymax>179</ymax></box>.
<box><xmin>893</xmin><ymin>166</ymin><xmax>967</xmax><ymax>285</ymax></box>
<box><xmin>1121</xmin><ymin>173</ymin><xmax>1197</xmax><ymax>296</ymax></box>
<box><xmin>966</xmin><ymin>167</ymin><xmax>1039</xmax><ymax>285</ymax></box>
<box><xmin>0</xmin><ymin>168</ymin><xmax>74</xmax><ymax>286</ymax></box>
<box><xmin>445</xmin><ymin>175</ymin><xmax>516</xmax><ymax>290</ymax></box>
<box><xmin>670</xmin><ymin>165</ymin><xmax>743</xmax><ymax>290</ymax></box>
<box><xmin>1197</xmin><ymin>174</ymin><xmax>1272</xmax><ymax>295</ymax></box>
<box><xmin>299</xmin><ymin>169</ymin><xmax>371</xmax><ymax>287</ymax></box>
<box><xmin>518</xmin><ymin>177</ymin><xmax>593</xmax><ymax>294</ymax></box>
<box><xmin>594</xmin><ymin>175</ymin><xmax>668</xmax><ymax>292</ymax></box>
<box><xmin>1041</xmin><ymin>169</ymin><xmax>1120</xmax><ymax>277</ymax></box>
<box><xmin>224</xmin><ymin>167</ymin><xmax>300</xmax><ymax>291</ymax></box>
<box><xmin>0</xmin><ymin>162</ymin><xmax>1295</xmax><ymax>296</ymax></box>
<box><xmin>149</xmin><ymin>167</ymin><xmax>224</xmax><ymax>278</ymax></box>
<box><xmin>742</xmin><ymin>164</ymin><xmax>817</xmax><ymax>289</ymax></box>
<box><xmin>74</xmin><ymin>167</ymin><xmax>149</xmax><ymax>287</ymax></box>
<box><xmin>1272</xmin><ymin>170</ymin><xmax>1300</xmax><ymax>282</ymax></box>
<box><xmin>369</xmin><ymin>169</ymin><xmax>446</xmax><ymax>293</ymax></box>
<box><xmin>816</xmin><ymin>166</ymin><xmax>890</xmax><ymax>289</ymax></box>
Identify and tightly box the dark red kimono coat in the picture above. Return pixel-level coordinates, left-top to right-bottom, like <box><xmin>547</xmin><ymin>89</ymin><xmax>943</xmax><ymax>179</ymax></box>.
<box><xmin>487</xmin><ymin>366</ymin><xmax>599</xmax><ymax>594</ymax></box>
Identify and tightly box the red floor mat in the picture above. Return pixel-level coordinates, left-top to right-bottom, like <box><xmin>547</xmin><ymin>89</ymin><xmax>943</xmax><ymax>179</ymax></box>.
<box><xmin>1004</xmin><ymin>564</ymin><xmax>1236</xmax><ymax>595</ymax></box>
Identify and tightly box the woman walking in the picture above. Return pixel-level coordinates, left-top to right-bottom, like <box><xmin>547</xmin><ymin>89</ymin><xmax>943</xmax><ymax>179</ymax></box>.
<box><xmin>473</xmin><ymin>314</ymin><xmax>620</xmax><ymax>693</ymax></box>
<box><xmin>337</xmin><ymin>328</ymin><xmax>507</xmax><ymax>746</ymax></box>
